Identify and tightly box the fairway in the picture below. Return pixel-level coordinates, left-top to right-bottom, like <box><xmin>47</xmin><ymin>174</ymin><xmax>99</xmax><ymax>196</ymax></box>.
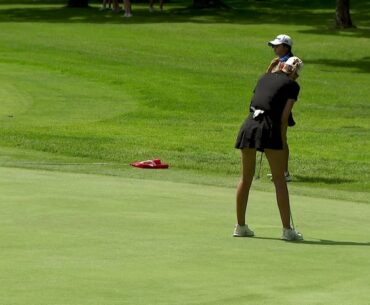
<box><xmin>1</xmin><ymin>167</ymin><xmax>370</xmax><ymax>305</ymax></box>
<box><xmin>0</xmin><ymin>0</ymin><xmax>369</xmax><ymax>195</ymax></box>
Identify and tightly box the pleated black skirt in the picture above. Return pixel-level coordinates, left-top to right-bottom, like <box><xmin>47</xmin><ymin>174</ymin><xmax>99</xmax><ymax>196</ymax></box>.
<box><xmin>235</xmin><ymin>114</ymin><xmax>283</xmax><ymax>152</ymax></box>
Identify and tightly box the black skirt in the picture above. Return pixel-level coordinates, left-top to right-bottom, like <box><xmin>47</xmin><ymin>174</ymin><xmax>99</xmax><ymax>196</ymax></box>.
<box><xmin>235</xmin><ymin>113</ymin><xmax>283</xmax><ymax>152</ymax></box>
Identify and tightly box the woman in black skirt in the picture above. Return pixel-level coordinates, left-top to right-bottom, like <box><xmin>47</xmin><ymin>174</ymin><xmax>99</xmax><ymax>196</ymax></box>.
<box><xmin>233</xmin><ymin>56</ymin><xmax>304</xmax><ymax>241</ymax></box>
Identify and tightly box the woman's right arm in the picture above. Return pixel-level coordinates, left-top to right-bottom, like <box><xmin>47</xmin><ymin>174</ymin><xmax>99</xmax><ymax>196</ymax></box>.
<box><xmin>280</xmin><ymin>99</ymin><xmax>295</xmax><ymax>147</ymax></box>
<box><xmin>281</xmin><ymin>99</ymin><xmax>295</xmax><ymax>127</ymax></box>
<box><xmin>266</xmin><ymin>57</ymin><xmax>280</xmax><ymax>73</ymax></box>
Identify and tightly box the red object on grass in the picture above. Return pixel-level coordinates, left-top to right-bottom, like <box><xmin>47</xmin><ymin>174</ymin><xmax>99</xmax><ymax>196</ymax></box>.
<box><xmin>130</xmin><ymin>159</ymin><xmax>169</xmax><ymax>169</ymax></box>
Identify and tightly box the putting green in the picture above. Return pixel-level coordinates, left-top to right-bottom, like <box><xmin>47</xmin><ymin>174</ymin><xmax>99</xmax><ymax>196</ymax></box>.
<box><xmin>1</xmin><ymin>166</ymin><xmax>369</xmax><ymax>305</ymax></box>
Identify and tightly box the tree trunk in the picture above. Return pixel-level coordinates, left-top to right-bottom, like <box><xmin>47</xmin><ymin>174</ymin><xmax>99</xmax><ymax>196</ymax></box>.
<box><xmin>67</xmin><ymin>0</ymin><xmax>89</xmax><ymax>8</ymax></box>
<box><xmin>336</xmin><ymin>0</ymin><xmax>354</xmax><ymax>28</ymax></box>
<box><xmin>192</xmin><ymin>0</ymin><xmax>229</xmax><ymax>9</ymax></box>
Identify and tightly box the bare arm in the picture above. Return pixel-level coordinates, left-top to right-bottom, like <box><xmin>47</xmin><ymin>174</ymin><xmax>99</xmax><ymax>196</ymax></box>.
<box><xmin>266</xmin><ymin>57</ymin><xmax>280</xmax><ymax>73</ymax></box>
<box><xmin>281</xmin><ymin>99</ymin><xmax>295</xmax><ymax>148</ymax></box>
<box><xmin>281</xmin><ymin>99</ymin><xmax>295</xmax><ymax>127</ymax></box>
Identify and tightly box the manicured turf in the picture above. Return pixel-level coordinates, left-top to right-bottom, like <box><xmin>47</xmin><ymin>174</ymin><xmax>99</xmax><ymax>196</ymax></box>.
<box><xmin>0</xmin><ymin>0</ymin><xmax>369</xmax><ymax>196</ymax></box>
<box><xmin>0</xmin><ymin>2</ymin><xmax>369</xmax><ymax>304</ymax></box>
<box><xmin>1</xmin><ymin>167</ymin><xmax>370</xmax><ymax>305</ymax></box>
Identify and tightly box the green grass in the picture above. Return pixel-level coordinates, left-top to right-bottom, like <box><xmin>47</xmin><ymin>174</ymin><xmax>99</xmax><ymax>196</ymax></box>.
<box><xmin>1</xmin><ymin>2</ymin><xmax>370</xmax><ymax>303</ymax></box>
<box><xmin>1</xmin><ymin>167</ymin><xmax>370</xmax><ymax>305</ymax></box>
<box><xmin>0</xmin><ymin>0</ymin><xmax>369</xmax><ymax>197</ymax></box>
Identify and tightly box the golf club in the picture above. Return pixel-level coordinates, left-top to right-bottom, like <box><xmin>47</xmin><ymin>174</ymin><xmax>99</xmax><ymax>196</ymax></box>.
<box><xmin>255</xmin><ymin>151</ymin><xmax>263</xmax><ymax>179</ymax></box>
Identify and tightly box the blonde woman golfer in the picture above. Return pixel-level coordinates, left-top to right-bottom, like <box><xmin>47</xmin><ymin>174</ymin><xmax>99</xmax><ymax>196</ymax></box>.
<box><xmin>233</xmin><ymin>57</ymin><xmax>304</xmax><ymax>241</ymax></box>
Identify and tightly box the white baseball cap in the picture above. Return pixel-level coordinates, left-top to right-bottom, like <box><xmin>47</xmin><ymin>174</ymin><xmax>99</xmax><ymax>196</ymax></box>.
<box><xmin>268</xmin><ymin>34</ymin><xmax>293</xmax><ymax>47</ymax></box>
<box><xmin>283</xmin><ymin>56</ymin><xmax>304</xmax><ymax>75</ymax></box>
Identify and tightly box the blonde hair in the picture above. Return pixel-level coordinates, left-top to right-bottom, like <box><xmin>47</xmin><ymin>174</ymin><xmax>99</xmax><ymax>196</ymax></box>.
<box><xmin>282</xmin><ymin>57</ymin><xmax>303</xmax><ymax>75</ymax></box>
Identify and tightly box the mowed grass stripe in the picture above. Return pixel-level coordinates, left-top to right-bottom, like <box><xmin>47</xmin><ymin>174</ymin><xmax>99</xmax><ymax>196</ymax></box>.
<box><xmin>1</xmin><ymin>167</ymin><xmax>370</xmax><ymax>305</ymax></box>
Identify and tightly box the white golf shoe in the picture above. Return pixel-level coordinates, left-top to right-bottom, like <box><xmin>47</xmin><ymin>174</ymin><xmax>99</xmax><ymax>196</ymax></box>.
<box><xmin>282</xmin><ymin>228</ymin><xmax>304</xmax><ymax>241</ymax></box>
<box><xmin>233</xmin><ymin>224</ymin><xmax>254</xmax><ymax>237</ymax></box>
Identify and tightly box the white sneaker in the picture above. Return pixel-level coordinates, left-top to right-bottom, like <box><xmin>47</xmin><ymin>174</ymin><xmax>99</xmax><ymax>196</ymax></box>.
<box><xmin>233</xmin><ymin>224</ymin><xmax>254</xmax><ymax>237</ymax></box>
<box><xmin>282</xmin><ymin>228</ymin><xmax>303</xmax><ymax>241</ymax></box>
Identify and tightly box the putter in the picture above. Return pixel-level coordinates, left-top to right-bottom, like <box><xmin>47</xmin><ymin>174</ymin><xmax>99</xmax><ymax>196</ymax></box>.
<box><xmin>255</xmin><ymin>152</ymin><xmax>263</xmax><ymax>179</ymax></box>
<box><xmin>288</xmin><ymin>199</ymin><xmax>297</xmax><ymax>230</ymax></box>
<box><xmin>290</xmin><ymin>207</ymin><xmax>296</xmax><ymax>230</ymax></box>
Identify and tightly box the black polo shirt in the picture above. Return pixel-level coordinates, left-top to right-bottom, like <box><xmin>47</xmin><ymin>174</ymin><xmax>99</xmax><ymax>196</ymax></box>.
<box><xmin>250</xmin><ymin>72</ymin><xmax>300</xmax><ymax>122</ymax></box>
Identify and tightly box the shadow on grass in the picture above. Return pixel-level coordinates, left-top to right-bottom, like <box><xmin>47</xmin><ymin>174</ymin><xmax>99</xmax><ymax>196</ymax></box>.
<box><xmin>298</xmin><ymin>26</ymin><xmax>370</xmax><ymax>39</ymax></box>
<box><xmin>0</xmin><ymin>0</ymin><xmax>369</xmax><ymax>39</ymax></box>
<box><xmin>293</xmin><ymin>175</ymin><xmax>354</xmax><ymax>185</ymax></box>
<box><xmin>304</xmin><ymin>56</ymin><xmax>370</xmax><ymax>73</ymax></box>
<box><xmin>0</xmin><ymin>6</ymin><xmax>336</xmax><ymax>26</ymax></box>
<box><xmin>0</xmin><ymin>0</ymin><xmax>65</xmax><ymax>4</ymax></box>
<box><xmin>253</xmin><ymin>236</ymin><xmax>370</xmax><ymax>246</ymax></box>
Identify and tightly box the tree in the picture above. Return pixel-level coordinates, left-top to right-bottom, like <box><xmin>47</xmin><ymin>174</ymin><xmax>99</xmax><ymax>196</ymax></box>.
<box><xmin>336</xmin><ymin>0</ymin><xmax>354</xmax><ymax>28</ymax></box>
<box><xmin>67</xmin><ymin>0</ymin><xmax>89</xmax><ymax>8</ymax></box>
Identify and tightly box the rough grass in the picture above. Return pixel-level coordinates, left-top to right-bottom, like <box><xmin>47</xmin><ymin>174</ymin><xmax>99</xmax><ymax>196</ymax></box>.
<box><xmin>0</xmin><ymin>0</ymin><xmax>369</xmax><ymax>197</ymax></box>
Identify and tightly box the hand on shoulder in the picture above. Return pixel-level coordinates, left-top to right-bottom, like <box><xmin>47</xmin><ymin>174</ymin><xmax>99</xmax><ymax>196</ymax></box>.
<box><xmin>266</xmin><ymin>57</ymin><xmax>280</xmax><ymax>73</ymax></box>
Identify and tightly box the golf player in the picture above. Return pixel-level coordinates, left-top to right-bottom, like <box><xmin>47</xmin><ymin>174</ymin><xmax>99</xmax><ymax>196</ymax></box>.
<box><xmin>233</xmin><ymin>56</ymin><xmax>304</xmax><ymax>241</ymax></box>
<box><xmin>266</xmin><ymin>34</ymin><xmax>296</xmax><ymax>182</ymax></box>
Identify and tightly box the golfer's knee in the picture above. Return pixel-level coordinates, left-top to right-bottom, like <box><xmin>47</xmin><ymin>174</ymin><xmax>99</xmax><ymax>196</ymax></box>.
<box><xmin>273</xmin><ymin>176</ymin><xmax>286</xmax><ymax>188</ymax></box>
<box><xmin>241</xmin><ymin>172</ymin><xmax>254</xmax><ymax>186</ymax></box>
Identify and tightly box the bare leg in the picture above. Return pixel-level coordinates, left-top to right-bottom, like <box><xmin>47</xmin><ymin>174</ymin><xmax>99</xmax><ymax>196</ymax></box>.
<box><xmin>236</xmin><ymin>148</ymin><xmax>256</xmax><ymax>225</ymax></box>
<box><xmin>112</xmin><ymin>0</ymin><xmax>119</xmax><ymax>11</ymax></box>
<box><xmin>124</xmin><ymin>0</ymin><xmax>132</xmax><ymax>14</ymax></box>
<box><xmin>265</xmin><ymin>149</ymin><xmax>291</xmax><ymax>229</ymax></box>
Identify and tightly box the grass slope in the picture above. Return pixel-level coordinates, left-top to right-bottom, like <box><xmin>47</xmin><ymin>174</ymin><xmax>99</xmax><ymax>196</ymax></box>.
<box><xmin>0</xmin><ymin>0</ymin><xmax>369</xmax><ymax>196</ymax></box>
<box><xmin>1</xmin><ymin>167</ymin><xmax>370</xmax><ymax>305</ymax></box>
